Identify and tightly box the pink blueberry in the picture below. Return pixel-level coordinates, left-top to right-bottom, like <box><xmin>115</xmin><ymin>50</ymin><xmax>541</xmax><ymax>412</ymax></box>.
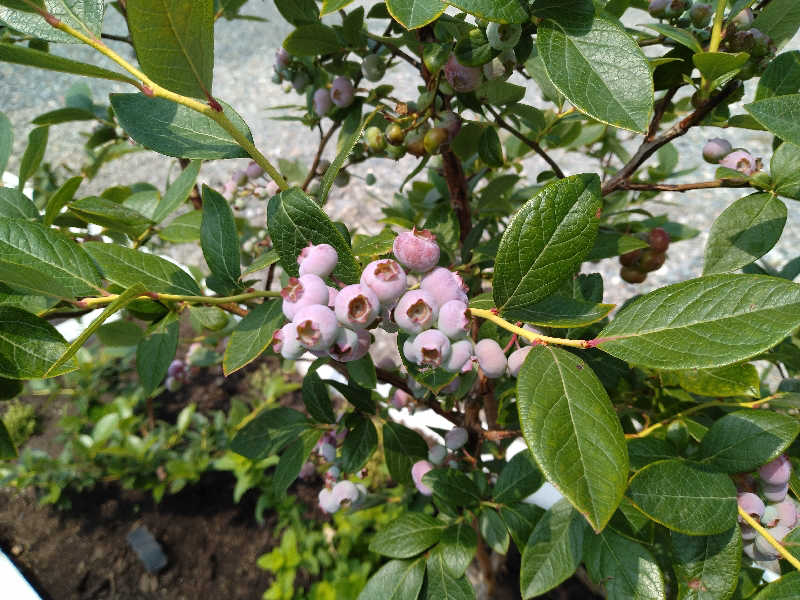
<box><xmin>738</xmin><ymin>492</ymin><xmax>766</xmax><ymax>521</ymax></box>
<box><xmin>702</xmin><ymin>138</ymin><xmax>732</xmax><ymax>164</ymax></box>
<box><xmin>293</xmin><ymin>304</ymin><xmax>340</xmax><ymax>351</ymax></box>
<box><xmin>274</xmin><ymin>322</ymin><xmax>305</xmax><ymax>360</ymax></box>
<box><xmin>395</xmin><ymin>290</ymin><xmax>438</xmax><ymax>335</ymax></box>
<box><xmin>443</xmin><ymin>55</ymin><xmax>482</xmax><ymax>93</ymax></box>
<box><xmin>330</xmin><ymin>76</ymin><xmax>355</xmax><ymax>108</ymax></box>
<box><xmin>328</xmin><ymin>328</ymin><xmax>370</xmax><ymax>363</ymax></box>
<box><xmin>444</xmin><ymin>339</ymin><xmax>473</xmax><ymax>373</ymax></box>
<box><xmin>334</xmin><ymin>284</ymin><xmax>380</xmax><ymax>329</ymax></box>
<box><xmin>754</xmin><ymin>526</ymin><xmax>791</xmax><ymax>560</ymax></box>
<box><xmin>421</xmin><ymin>268</ymin><xmax>468</xmax><ymax>307</ymax></box>
<box><xmin>391</xmin><ymin>389</ymin><xmax>411</xmax><ymax>409</ymax></box>
<box><xmin>403</xmin><ymin>336</ymin><xmax>420</xmax><ymax>364</ymax></box>
<box><xmin>313</xmin><ymin>87</ymin><xmax>332</xmax><ymax>116</ymax></box>
<box><xmin>318</xmin><ymin>488</ymin><xmax>340</xmax><ymax>513</ymax></box>
<box><xmin>361</xmin><ymin>259</ymin><xmax>408</xmax><ymax>304</ymax></box>
<box><xmin>760</xmin><ymin>455</ymin><xmax>791</xmax><ymax>486</ymax></box>
<box><xmin>393</xmin><ymin>229</ymin><xmax>441</xmax><ymax>273</ymax></box>
<box><xmin>276</xmin><ymin>47</ymin><xmax>290</xmax><ymax>68</ymax></box>
<box><xmin>246</xmin><ymin>161</ymin><xmax>264</xmax><ymax>180</ymax></box>
<box><xmin>167</xmin><ymin>359</ymin><xmax>186</xmax><ymax>378</ymax></box>
<box><xmin>327</xmin><ymin>286</ymin><xmax>338</xmax><ymax>308</ymax></box>
<box><xmin>773</xmin><ymin>499</ymin><xmax>799</xmax><ymax>529</ymax></box>
<box><xmin>332</xmin><ymin>480</ymin><xmax>360</xmax><ymax>506</ymax></box>
<box><xmin>475</xmin><ymin>339</ymin><xmax>507</xmax><ymax>379</ymax></box>
<box><xmin>298</xmin><ymin>243</ymin><xmax>338</xmax><ymax>279</ymax></box>
<box><xmin>507</xmin><ymin>346</ymin><xmax>532</xmax><ymax>377</ymax></box>
<box><xmin>445</xmin><ymin>427</ymin><xmax>468</xmax><ymax>450</ymax></box>
<box><xmin>281</xmin><ymin>274</ymin><xmax>330</xmax><ymax>320</ymax></box>
<box><xmin>437</xmin><ymin>299</ymin><xmax>470</xmax><ymax>339</ymax></box>
<box><xmin>412</xmin><ymin>329</ymin><xmax>452</xmax><ymax>368</ymax></box>
<box><xmin>763</xmin><ymin>482</ymin><xmax>789</xmax><ymax>503</ymax></box>
<box><xmin>720</xmin><ymin>150</ymin><xmax>756</xmax><ymax>175</ymax></box>
<box><xmin>411</xmin><ymin>460</ymin><xmax>434</xmax><ymax>496</ymax></box>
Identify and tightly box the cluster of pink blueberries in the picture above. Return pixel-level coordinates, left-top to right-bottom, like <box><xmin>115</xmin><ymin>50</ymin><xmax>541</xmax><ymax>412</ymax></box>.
<box><xmin>702</xmin><ymin>138</ymin><xmax>759</xmax><ymax>176</ymax></box>
<box><xmin>736</xmin><ymin>455</ymin><xmax>798</xmax><ymax>563</ymax></box>
<box><xmin>272</xmin><ymin>229</ymin><xmax>528</xmax><ymax>381</ymax></box>
<box><xmin>221</xmin><ymin>160</ymin><xmax>280</xmax><ymax>208</ymax></box>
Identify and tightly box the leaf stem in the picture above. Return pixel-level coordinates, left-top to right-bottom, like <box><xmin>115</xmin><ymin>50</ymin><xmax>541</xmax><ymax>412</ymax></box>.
<box><xmin>701</xmin><ymin>0</ymin><xmax>730</xmax><ymax>94</ymax></box>
<box><xmin>36</xmin><ymin>9</ymin><xmax>289</xmax><ymax>191</ymax></box>
<box><xmin>469</xmin><ymin>308</ymin><xmax>591</xmax><ymax>349</ymax></box>
<box><xmin>80</xmin><ymin>290</ymin><xmax>281</xmax><ymax>309</ymax></box>
<box><xmin>737</xmin><ymin>506</ymin><xmax>800</xmax><ymax>571</ymax></box>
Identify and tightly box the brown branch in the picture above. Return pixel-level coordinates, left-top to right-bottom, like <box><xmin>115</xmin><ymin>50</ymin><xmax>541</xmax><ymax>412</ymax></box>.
<box><xmin>487</xmin><ymin>105</ymin><xmax>565</xmax><ymax>178</ymax></box>
<box><xmin>301</xmin><ymin>121</ymin><xmax>340</xmax><ymax>192</ymax></box>
<box><xmin>647</xmin><ymin>87</ymin><xmax>679</xmax><ymax>140</ymax></box>
<box><xmin>441</xmin><ymin>150</ymin><xmax>472</xmax><ymax>243</ymax></box>
<box><xmin>101</xmin><ymin>32</ymin><xmax>132</xmax><ymax>45</ymax></box>
<box><xmin>375</xmin><ymin>367</ymin><xmax>464</xmax><ymax>426</ymax></box>
<box><xmin>483</xmin><ymin>429</ymin><xmax>522</xmax><ymax>442</ymax></box>
<box><xmin>602</xmin><ymin>80</ymin><xmax>740</xmax><ymax>196</ymax></box>
<box><xmin>218</xmin><ymin>302</ymin><xmax>249</xmax><ymax>317</ymax></box>
<box><xmin>617</xmin><ymin>179</ymin><xmax>752</xmax><ymax>192</ymax></box>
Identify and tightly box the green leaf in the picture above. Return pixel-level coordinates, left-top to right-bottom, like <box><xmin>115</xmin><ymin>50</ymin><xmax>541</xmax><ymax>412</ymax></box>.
<box><xmin>159</xmin><ymin>211</ymin><xmax>202</xmax><ymax>243</ymax></box>
<box><xmin>502</xmin><ymin>294</ymin><xmax>614</xmax><ymax>328</ymax></box>
<box><xmin>229</xmin><ymin>407</ymin><xmax>308</xmax><ymax>460</ymax></box>
<box><xmin>0</xmin><ymin>419</ymin><xmax>16</xmax><ymax>459</ymax></box>
<box><xmin>0</xmin><ymin>43</ymin><xmax>134</xmax><ymax>85</ymax></box>
<box><xmin>697</xmin><ymin>409</ymin><xmax>800</xmax><ymax>473</ymax></box>
<box><xmin>47</xmin><ymin>284</ymin><xmax>146</xmax><ymax>375</ymax></box>
<box><xmin>346</xmin><ymin>355</ymin><xmax>377</xmax><ymax>390</ymax></box>
<box><xmin>275</xmin><ymin>0</ymin><xmax>319</xmax><ymax>25</ymax></box>
<box><xmin>445</xmin><ymin>0</ymin><xmax>529</xmax><ymax>23</ymax></box>
<box><xmin>18</xmin><ymin>126</ymin><xmax>47</xmax><ymax>189</ymax></box>
<box><xmin>0</xmin><ymin>306</ymin><xmax>75</xmax><ymax>379</ymax></box>
<box><xmin>84</xmin><ymin>242</ymin><xmax>201</xmax><ymax>296</ymax></box>
<box><xmin>110</xmin><ymin>94</ymin><xmax>252</xmax><ymax>159</ymax></box>
<box><xmin>273</xmin><ymin>429</ymin><xmax>322</xmax><ymax>497</ymax></box>
<box><xmin>671</xmin><ymin>527</ymin><xmax>742</xmax><ymax>600</ymax></box>
<box><xmin>241</xmin><ymin>249</ymin><xmax>279</xmax><ymax>278</ymax></box>
<box><xmin>626</xmin><ymin>459</ymin><xmax>737</xmax><ymax>535</ymax></box>
<box><xmin>751</xmin><ymin>572</ymin><xmax>800</xmax><ymax>600</ymax></box>
<box><xmin>422</xmin><ymin>468</ymin><xmax>482</xmax><ymax>507</ymax></box>
<box><xmin>127</xmin><ymin>0</ymin><xmax>214</xmax><ymax>98</ymax></box>
<box><xmin>537</xmin><ymin>14</ymin><xmax>653</xmax><ymax>132</ymax></box>
<box><xmin>584</xmin><ymin>529</ymin><xmax>666</xmax><ymax>600</ymax></box>
<box><xmin>587</xmin><ymin>231</ymin><xmax>649</xmax><ymax>261</ymax></box>
<box><xmin>137</xmin><ymin>312</ymin><xmax>180</xmax><ymax>395</ymax></box>
<box><xmin>0</xmin><ymin>0</ymin><xmax>103</xmax><ymax>44</ymax></box>
<box><xmin>321</xmin><ymin>0</ymin><xmax>354</xmax><ymax>17</ymax></box>
<box><xmin>676</xmin><ymin>364</ymin><xmax>760</xmax><ymax>398</ymax></box>
<box><xmin>425</xmin><ymin>547</ymin><xmax>476</xmax><ymax>600</ymax></box>
<box><xmin>478</xmin><ymin>126</ymin><xmax>503</xmax><ymax>167</ymax></box>
<box><xmin>627</xmin><ymin>437</ymin><xmax>678</xmax><ymax>470</ymax></box>
<box><xmin>283</xmin><ymin>23</ymin><xmax>341</xmax><ymax>55</ymax></box>
<box><xmin>43</xmin><ymin>175</ymin><xmax>82</xmax><ymax>226</ymax></box>
<box><xmin>517</xmin><ymin>344</ymin><xmax>628</xmax><ymax>532</ymax></box>
<box><xmin>704</xmin><ymin>193</ymin><xmax>786</xmax><ymax>275</ymax></box>
<box><xmin>0</xmin><ymin>218</ymin><xmax>102</xmax><ymax>298</ymax></box>
<box><xmin>520</xmin><ymin>499</ymin><xmax>586</xmax><ymax>599</ymax></box>
<box><xmin>357</xmin><ymin>557</ymin><xmax>426</xmax><ymax>600</ymax></box>
<box><xmin>385</xmin><ymin>0</ymin><xmax>445</xmax><ymax>29</ymax></box>
<box><xmin>771</xmin><ymin>142</ymin><xmax>800</xmax><ymax>200</ymax></box>
<box><xmin>499</xmin><ymin>502</ymin><xmax>544</xmax><ymax>549</ymax></box>
<box><xmin>320</xmin><ymin>106</ymin><xmax>377</xmax><ymax>204</ymax></box>
<box><xmin>152</xmin><ymin>160</ymin><xmax>201</xmax><ymax>223</ymax></box>
<box><xmin>31</xmin><ymin>106</ymin><xmax>95</xmax><ymax>126</ymax></box>
<box><xmin>369</xmin><ymin>512</ymin><xmax>445</xmax><ymax>558</ymax></box>
<box><xmin>340</xmin><ymin>416</ymin><xmax>378</xmax><ymax>473</ymax></box>
<box><xmin>493</xmin><ymin>174</ymin><xmax>600</xmax><ymax>314</ymax></box>
<box><xmin>351</xmin><ymin>228</ymin><xmax>396</xmax><ymax>257</ymax></box>
<box><xmin>0</xmin><ymin>110</ymin><xmax>11</xmax><ymax>175</ymax></box>
<box><xmin>756</xmin><ymin>51</ymin><xmax>800</xmax><ymax>101</ymax></box>
<box><xmin>479</xmin><ymin>508</ymin><xmax>509</xmax><ymax>554</ymax></box>
<box><xmin>494</xmin><ymin>449</ymin><xmax>542</xmax><ymax>505</ymax></box>
<box><xmin>302</xmin><ymin>370</ymin><xmax>336</xmax><ymax>423</ymax></box>
<box><xmin>267</xmin><ymin>187</ymin><xmax>360</xmax><ymax>284</ymax></box>
<box><xmin>454</xmin><ymin>27</ymin><xmax>496</xmax><ymax>67</ymax></box>
<box><xmin>382</xmin><ymin>422</ymin><xmax>428</xmax><ymax>486</ymax></box>
<box><xmin>597</xmin><ymin>274</ymin><xmax>800</xmax><ymax>370</ymax></box>
<box><xmin>0</xmin><ymin>187</ymin><xmax>38</xmax><ymax>220</ymax></box>
<box><xmin>70</xmin><ymin>196</ymin><xmax>153</xmax><ymax>238</ymax></box>
<box><xmin>200</xmin><ymin>185</ymin><xmax>240</xmax><ymax>293</ymax></box>
<box><xmin>222</xmin><ymin>300</ymin><xmax>283</xmax><ymax>375</ymax></box>
<box><xmin>476</xmin><ymin>80</ymin><xmax>526</xmax><ymax>106</ymax></box>
<box><xmin>643</xmin><ymin>23</ymin><xmax>702</xmax><ymax>53</ymax></box>
<box><xmin>693</xmin><ymin>52</ymin><xmax>750</xmax><ymax>90</ymax></box>
<box><xmin>439</xmin><ymin>522</ymin><xmax>477</xmax><ymax>578</ymax></box>
<box><xmin>745</xmin><ymin>94</ymin><xmax>800</xmax><ymax>147</ymax></box>
<box><xmin>752</xmin><ymin>0</ymin><xmax>800</xmax><ymax>48</ymax></box>
<box><xmin>95</xmin><ymin>320</ymin><xmax>144</xmax><ymax>347</ymax></box>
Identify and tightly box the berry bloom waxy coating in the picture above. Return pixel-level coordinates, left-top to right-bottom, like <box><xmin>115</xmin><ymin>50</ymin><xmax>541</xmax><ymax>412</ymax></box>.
<box><xmin>328</xmin><ymin>328</ymin><xmax>370</xmax><ymax>362</ymax></box>
<box><xmin>393</xmin><ymin>229</ymin><xmax>440</xmax><ymax>273</ymax></box>
<box><xmin>413</xmin><ymin>329</ymin><xmax>452</xmax><ymax>368</ymax></box>
<box><xmin>334</xmin><ymin>284</ymin><xmax>380</xmax><ymax>330</ymax></box>
<box><xmin>444</xmin><ymin>339</ymin><xmax>474</xmax><ymax>373</ymax></box>
<box><xmin>507</xmin><ymin>346</ymin><xmax>532</xmax><ymax>377</ymax></box>
<box><xmin>313</xmin><ymin>87</ymin><xmax>332</xmax><ymax>116</ymax></box>
<box><xmin>281</xmin><ymin>274</ymin><xmax>330</xmax><ymax>320</ymax></box>
<box><xmin>445</xmin><ymin>427</ymin><xmax>468</xmax><ymax>450</ymax></box>
<box><xmin>361</xmin><ymin>259</ymin><xmax>407</xmax><ymax>304</ymax></box>
<box><xmin>437</xmin><ymin>300</ymin><xmax>470</xmax><ymax>340</ymax></box>
<box><xmin>759</xmin><ymin>455</ymin><xmax>791</xmax><ymax>486</ymax></box>
<box><xmin>330</xmin><ymin>76</ymin><xmax>355</xmax><ymax>108</ymax></box>
<box><xmin>411</xmin><ymin>460</ymin><xmax>434</xmax><ymax>496</ymax></box>
<box><xmin>475</xmin><ymin>339</ymin><xmax>507</xmax><ymax>379</ymax></box>
<box><xmin>720</xmin><ymin>150</ymin><xmax>756</xmax><ymax>175</ymax></box>
<box><xmin>318</xmin><ymin>488</ymin><xmax>340</xmax><ymax>513</ymax></box>
<box><xmin>395</xmin><ymin>290</ymin><xmax>438</xmax><ymax>335</ymax></box>
<box><xmin>421</xmin><ymin>267</ymin><xmax>468</xmax><ymax>307</ymax></box>
<box><xmin>428</xmin><ymin>444</ymin><xmax>447</xmax><ymax>465</ymax></box>
<box><xmin>702</xmin><ymin>138</ymin><xmax>733</xmax><ymax>163</ymax></box>
<box><xmin>298</xmin><ymin>243</ymin><xmax>338</xmax><ymax>278</ymax></box>
<box><xmin>443</xmin><ymin>55</ymin><xmax>482</xmax><ymax>93</ymax></box>
<box><xmin>293</xmin><ymin>304</ymin><xmax>340</xmax><ymax>351</ymax></box>
<box><xmin>273</xmin><ymin>322</ymin><xmax>305</xmax><ymax>360</ymax></box>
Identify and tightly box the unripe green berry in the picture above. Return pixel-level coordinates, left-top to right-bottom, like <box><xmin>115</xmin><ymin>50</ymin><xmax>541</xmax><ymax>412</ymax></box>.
<box><xmin>365</xmin><ymin>126</ymin><xmax>386</xmax><ymax>153</ymax></box>
<box><xmin>385</xmin><ymin>144</ymin><xmax>406</xmax><ymax>160</ymax></box>
<box><xmin>689</xmin><ymin>2</ymin><xmax>712</xmax><ymax>27</ymax></box>
<box><xmin>486</xmin><ymin>22</ymin><xmax>521</xmax><ymax>50</ymax></box>
<box><xmin>386</xmin><ymin>123</ymin><xmax>405</xmax><ymax>146</ymax></box>
<box><xmin>620</xmin><ymin>266</ymin><xmax>647</xmax><ymax>284</ymax></box>
<box><xmin>423</xmin><ymin>43</ymin><xmax>450</xmax><ymax>75</ymax></box>
<box><xmin>361</xmin><ymin>54</ymin><xmax>385</xmax><ymax>82</ymax></box>
<box><xmin>424</xmin><ymin>127</ymin><xmax>449</xmax><ymax>155</ymax></box>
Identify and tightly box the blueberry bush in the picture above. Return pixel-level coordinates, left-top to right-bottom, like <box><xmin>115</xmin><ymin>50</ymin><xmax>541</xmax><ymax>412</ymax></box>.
<box><xmin>1</xmin><ymin>0</ymin><xmax>800</xmax><ymax>598</ymax></box>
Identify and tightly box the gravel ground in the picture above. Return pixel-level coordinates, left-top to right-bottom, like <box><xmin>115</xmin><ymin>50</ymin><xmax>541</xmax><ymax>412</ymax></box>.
<box><xmin>1</xmin><ymin>3</ymin><xmax>798</xmax><ymax>309</ymax></box>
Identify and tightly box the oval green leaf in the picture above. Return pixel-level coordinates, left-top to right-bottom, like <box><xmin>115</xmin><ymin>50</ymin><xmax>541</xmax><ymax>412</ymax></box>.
<box><xmin>222</xmin><ymin>300</ymin><xmax>284</xmax><ymax>375</ymax></box>
<box><xmin>584</xmin><ymin>529</ymin><xmax>666</xmax><ymax>600</ymax></box>
<box><xmin>386</xmin><ymin>0</ymin><xmax>445</xmax><ymax>29</ymax></box>
<box><xmin>369</xmin><ymin>512</ymin><xmax>446</xmax><ymax>558</ymax></box>
<box><xmin>0</xmin><ymin>0</ymin><xmax>103</xmax><ymax>44</ymax></box>
<box><xmin>357</xmin><ymin>557</ymin><xmax>426</xmax><ymax>600</ymax></box>
<box><xmin>0</xmin><ymin>306</ymin><xmax>76</xmax><ymax>379</ymax></box>
<box><xmin>671</xmin><ymin>527</ymin><xmax>742</xmax><ymax>600</ymax></box>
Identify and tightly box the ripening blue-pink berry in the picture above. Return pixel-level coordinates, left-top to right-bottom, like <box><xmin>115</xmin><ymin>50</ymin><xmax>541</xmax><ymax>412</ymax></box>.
<box><xmin>720</xmin><ymin>150</ymin><xmax>756</xmax><ymax>175</ymax></box>
<box><xmin>445</xmin><ymin>427</ymin><xmax>468</xmax><ymax>450</ymax></box>
<box><xmin>334</xmin><ymin>284</ymin><xmax>380</xmax><ymax>330</ymax></box>
<box><xmin>421</xmin><ymin>268</ymin><xmax>468</xmax><ymax>307</ymax></box>
<box><xmin>318</xmin><ymin>442</ymin><xmax>337</xmax><ymax>463</ymax></box>
<box><xmin>411</xmin><ymin>460</ymin><xmax>434</xmax><ymax>496</ymax></box>
<box><xmin>437</xmin><ymin>300</ymin><xmax>470</xmax><ymax>340</ymax></box>
<box><xmin>395</xmin><ymin>290</ymin><xmax>438</xmax><ymax>335</ymax></box>
<box><xmin>299</xmin><ymin>461</ymin><xmax>315</xmax><ymax>480</ymax></box>
<box><xmin>313</xmin><ymin>87</ymin><xmax>332</xmax><ymax>116</ymax></box>
<box><xmin>328</xmin><ymin>328</ymin><xmax>370</xmax><ymax>363</ymax></box>
<box><xmin>361</xmin><ymin>259</ymin><xmax>407</xmax><ymax>304</ymax></box>
<box><xmin>298</xmin><ymin>243</ymin><xmax>338</xmax><ymax>278</ymax></box>
<box><xmin>412</xmin><ymin>329</ymin><xmax>452</xmax><ymax>368</ymax></box>
<box><xmin>281</xmin><ymin>274</ymin><xmax>330</xmax><ymax>320</ymax></box>
<box><xmin>318</xmin><ymin>488</ymin><xmax>340</xmax><ymax>513</ymax></box>
<box><xmin>428</xmin><ymin>444</ymin><xmax>447</xmax><ymax>465</ymax></box>
<box><xmin>332</xmin><ymin>480</ymin><xmax>361</xmax><ymax>506</ymax></box>
<box><xmin>273</xmin><ymin>322</ymin><xmax>305</xmax><ymax>360</ymax></box>
<box><xmin>648</xmin><ymin>0</ymin><xmax>669</xmax><ymax>17</ymax></box>
<box><xmin>773</xmin><ymin>499</ymin><xmax>799</xmax><ymax>529</ymax></box>
<box><xmin>760</xmin><ymin>455</ymin><xmax>791</xmax><ymax>486</ymax></box>
<box><xmin>443</xmin><ymin>54</ymin><xmax>482</xmax><ymax>93</ymax></box>
<box><xmin>763</xmin><ymin>482</ymin><xmax>789</xmax><ymax>503</ymax></box>
<box><xmin>507</xmin><ymin>346</ymin><xmax>532</xmax><ymax>377</ymax></box>
<box><xmin>403</xmin><ymin>336</ymin><xmax>420</xmax><ymax>364</ymax></box>
<box><xmin>276</xmin><ymin>47</ymin><xmax>291</xmax><ymax>68</ymax></box>
<box><xmin>293</xmin><ymin>304</ymin><xmax>340</xmax><ymax>351</ymax></box>
<box><xmin>393</xmin><ymin>229</ymin><xmax>440</xmax><ymax>273</ymax></box>
<box><xmin>702</xmin><ymin>138</ymin><xmax>732</xmax><ymax>164</ymax></box>
<box><xmin>167</xmin><ymin>359</ymin><xmax>186</xmax><ymax>378</ymax></box>
<box><xmin>330</xmin><ymin>76</ymin><xmax>355</xmax><ymax>108</ymax></box>
<box><xmin>245</xmin><ymin>161</ymin><xmax>265</xmax><ymax>180</ymax></box>
<box><xmin>754</xmin><ymin>525</ymin><xmax>790</xmax><ymax>560</ymax></box>
<box><xmin>738</xmin><ymin>492</ymin><xmax>766</xmax><ymax>521</ymax></box>
<box><xmin>391</xmin><ymin>389</ymin><xmax>411</xmax><ymax>409</ymax></box>
<box><xmin>475</xmin><ymin>339</ymin><xmax>507</xmax><ymax>379</ymax></box>
<box><xmin>444</xmin><ymin>340</ymin><xmax>473</xmax><ymax>373</ymax></box>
